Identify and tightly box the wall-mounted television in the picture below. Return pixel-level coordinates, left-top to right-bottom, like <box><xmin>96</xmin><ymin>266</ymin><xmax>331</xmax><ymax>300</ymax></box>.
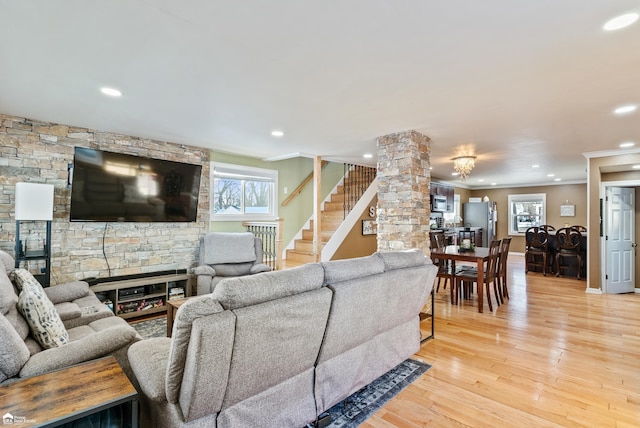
<box><xmin>70</xmin><ymin>147</ymin><xmax>202</xmax><ymax>222</ymax></box>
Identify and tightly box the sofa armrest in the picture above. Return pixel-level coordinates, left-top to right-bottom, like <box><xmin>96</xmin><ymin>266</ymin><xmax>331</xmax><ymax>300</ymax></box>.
<box><xmin>250</xmin><ymin>263</ymin><xmax>271</xmax><ymax>274</ymax></box>
<box><xmin>193</xmin><ymin>265</ymin><xmax>216</xmax><ymax>277</ymax></box>
<box><xmin>44</xmin><ymin>281</ymin><xmax>91</xmax><ymax>304</ymax></box>
<box><xmin>19</xmin><ymin>324</ymin><xmax>137</xmax><ymax>378</ymax></box>
<box><xmin>128</xmin><ymin>338</ymin><xmax>172</xmax><ymax>402</ymax></box>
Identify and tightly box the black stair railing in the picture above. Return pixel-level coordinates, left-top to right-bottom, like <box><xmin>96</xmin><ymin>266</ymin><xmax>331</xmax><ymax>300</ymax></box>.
<box><xmin>343</xmin><ymin>164</ymin><xmax>377</xmax><ymax>219</ymax></box>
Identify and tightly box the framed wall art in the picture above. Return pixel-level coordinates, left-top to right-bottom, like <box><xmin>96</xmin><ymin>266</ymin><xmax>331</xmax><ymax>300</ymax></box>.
<box><xmin>362</xmin><ymin>219</ymin><xmax>377</xmax><ymax>235</ymax></box>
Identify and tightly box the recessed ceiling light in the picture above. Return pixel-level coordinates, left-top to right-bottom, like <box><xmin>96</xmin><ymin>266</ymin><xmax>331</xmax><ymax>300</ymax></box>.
<box><xmin>478</xmin><ymin>179</ymin><xmax>485</xmax><ymax>182</ymax></box>
<box><xmin>603</xmin><ymin>13</ymin><xmax>639</xmax><ymax>31</ymax></box>
<box><xmin>614</xmin><ymin>104</ymin><xmax>637</xmax><ymax>115</ymax></box>
<box><xmin>271</xmin><ymin>130</ymin><xmax>284</xmax><ymax>137</ymax></box>
<box><xmin>451</xmin><ymin>172</ymin><xmax>459</xmax><ymax>176</ymax></box>
<box><xmin>491</xmin><ymin>183</ymin><xmax>497</xmax><ymax>186</ymax></box>
<box><xmin>554</xmin><ymin>178</ymin><xmax>562</xmax><ymax>182</ymax></box>
<box><xmin>363</xmin><ymin>153</ymin><xmax>373</xmax><ymax>159</ymax></box>
<box><xmin>100</xmin><ymin>87</ymin><xmax>122</xmax><ymax>97</ymax></box>
<box><xmin>620</xmin><ymin>142</ymin><xmax>635</xmax><ymax>148</ymax></box>
<box><xmin>547</xmin><ymin>173</ymin><xmax>555</xmax><ymax>177</ymax></box>
<box><xmin>531</xmin><ymin>164</ymin><xmax>540</xmax><ymax>168</ymax></box>
<box><xmin>632</xmin><ymin>164</ymin><xmax>640</xmax><ymax>169</ymax></box>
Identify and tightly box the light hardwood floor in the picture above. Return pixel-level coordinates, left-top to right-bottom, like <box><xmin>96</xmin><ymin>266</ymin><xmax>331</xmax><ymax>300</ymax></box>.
<box><xmin>363</xmin><ymin>254</ymin><xmax>640</xmax><ymax>427</ymax></box>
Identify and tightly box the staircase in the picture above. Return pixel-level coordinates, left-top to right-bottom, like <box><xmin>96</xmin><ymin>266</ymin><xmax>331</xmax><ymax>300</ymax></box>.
<box><xmin>284</xmin><ymin>165</ymin><xmax>376</xmax><ymax>267</ymax></box>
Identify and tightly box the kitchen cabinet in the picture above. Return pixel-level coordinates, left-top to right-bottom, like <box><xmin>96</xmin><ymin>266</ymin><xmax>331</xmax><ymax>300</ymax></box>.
<box><xmin>430</xmin><ymin>181</ymin><xmax>454</xmax><ymax>213</ymax></box>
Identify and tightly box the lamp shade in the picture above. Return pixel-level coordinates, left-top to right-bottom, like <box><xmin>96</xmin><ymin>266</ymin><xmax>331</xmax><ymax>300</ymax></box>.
<box><xmin>15</xmin><ymin>183</ymin><xmax>54</xmax><ymax>221</ymax></box>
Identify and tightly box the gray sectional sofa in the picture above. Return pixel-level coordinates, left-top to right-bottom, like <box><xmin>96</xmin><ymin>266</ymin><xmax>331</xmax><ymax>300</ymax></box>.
<box><xmin>128</xmin><ymin>249</ymin><xmax>437</xmax><ymax>428</ymax></box>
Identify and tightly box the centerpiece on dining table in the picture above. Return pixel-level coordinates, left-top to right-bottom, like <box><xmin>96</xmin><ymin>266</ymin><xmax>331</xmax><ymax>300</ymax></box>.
<box><xmin>458</xmin><ymin>238</ymin><xmax>475</xmax><ymax>251</ymax></box>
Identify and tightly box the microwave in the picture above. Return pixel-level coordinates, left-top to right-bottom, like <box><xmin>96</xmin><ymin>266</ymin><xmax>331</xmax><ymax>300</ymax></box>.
<box><xmin>432</xmin><ymin>195</ymin><xmax>447</xmax><ymax>212</ymax></box>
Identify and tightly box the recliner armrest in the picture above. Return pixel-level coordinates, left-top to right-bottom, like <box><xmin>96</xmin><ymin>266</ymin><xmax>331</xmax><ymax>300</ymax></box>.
<box><xmin>128</xmin><ymin>337</ymin><xmax>172</xmax><ymax>402</ymax></box>
<box><xmin>193</xmin><ymin>265</ymin><xmax>216</xmax><ymax>277</ymax></box>
<box><xmin>250</xmin><ymin>263</ymin><xmax>271</xmax><ymax>274</ymax></box>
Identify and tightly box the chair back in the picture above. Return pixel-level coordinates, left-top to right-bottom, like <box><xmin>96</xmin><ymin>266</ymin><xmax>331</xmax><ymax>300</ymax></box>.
<box><xmin>497</xmin><ymin>237</ymin><xmax>512</xmax><ymax>275</ymax></box>
<box><xmin>433</xmin><ymin>232</ymin><xmax>447</xmax><ymax>249</ymax></box>
<box><xmin>486</xmin><ymin>240</ymin><xmax>501</xmax><ymax>281</ymax></box>
<box><xmin>540</xmin><ymin>224</ymin><xmax>556</xmax><ymax>232</ymax></box>
<box><xmin>571</xmin><ymin>225</ymin><xmax>587</xmax><ymax>233</ymax></box>
<box><xmin>556</xmin><ymin>227</ymin><xmax>582</xmax><ymax>252</ymax></box>
<box><xmin>525</xmin><ymin>227</ymin><xmax>548</xmax><ymax>250</ymax></box>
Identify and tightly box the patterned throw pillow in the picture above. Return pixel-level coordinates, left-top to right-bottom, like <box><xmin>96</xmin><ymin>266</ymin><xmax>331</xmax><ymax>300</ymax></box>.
<box><xmin>14</xmin><ymin>270</ymin><xmax>69</xmax><ymax>349</ymax></box>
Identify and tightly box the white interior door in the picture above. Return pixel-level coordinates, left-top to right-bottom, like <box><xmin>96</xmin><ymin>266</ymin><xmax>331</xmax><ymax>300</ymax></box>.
<box><xmin>605</xmin><ymin>186</ymin><xmax>635</xmax><ymax>294</ymax></box>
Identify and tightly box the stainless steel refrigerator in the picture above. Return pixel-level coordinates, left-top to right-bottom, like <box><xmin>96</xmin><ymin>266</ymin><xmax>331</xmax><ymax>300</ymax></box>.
<box><xmin>462</xmin><ymin>201</ymin><xmax>497</xmax><ymax>246</ymax></box>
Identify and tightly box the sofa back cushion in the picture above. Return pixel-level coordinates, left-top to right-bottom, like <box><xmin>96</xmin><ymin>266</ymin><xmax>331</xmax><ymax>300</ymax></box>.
<box><xmin>220</xmin><ymin>286</ymin><xmax>333</xmax><ymax>410</ymax></box>
<box><xmin>375</xmin><ymin>249</ymin><xmax>428</xmax><ymax>270</ymax></box>
<box><xmin>201</xmin><ymin>232</ymin><xmax>257</xmax><ymax>265</ymax></box>
<box><xmin>212</xmin><ymin>263</ymin><xmax>325</xmax><ymax>310</ymax></box>
<box><xmin>316</xmin><ymin>258</ymin><xmax>436</xmax><ymax>365</ymax></box>
<box><xmin>321</xmin><ymin>254</ymin><xmax>385</xmax><ymax>285</ymax></box>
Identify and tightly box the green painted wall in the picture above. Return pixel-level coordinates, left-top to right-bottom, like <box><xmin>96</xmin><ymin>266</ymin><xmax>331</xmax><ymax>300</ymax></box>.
<box><xmin>208</xmin><ymin>151</ymin><xmax>345</xmax><ymax>249</ymax></box>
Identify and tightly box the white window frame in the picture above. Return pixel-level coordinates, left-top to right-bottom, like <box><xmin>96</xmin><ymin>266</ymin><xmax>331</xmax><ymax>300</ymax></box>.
<box><xmin>508</xmin><ymin>193</ymin><xmax>546</xmax><ymax>236</ymax></box>
<box><xmin>210</xmin><ymin>162</ymin><xmax>278</xmax><ymax>221</ymax></box>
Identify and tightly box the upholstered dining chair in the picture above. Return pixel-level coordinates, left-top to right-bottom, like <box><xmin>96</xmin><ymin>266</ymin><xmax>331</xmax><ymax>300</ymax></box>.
<box><xmin>525</xmin><ymin>227</ymin><xmax>550</xmax><ymax>276</ymax></box>
<box><xmin>454</xmin><ymin>240</ymin><xmax>501</xmax><ymax>312</ymax></box>
<box><xmin>555</xmin><ymin>227</ymin><xmax>584</xmax><ymax>279</ymax></box>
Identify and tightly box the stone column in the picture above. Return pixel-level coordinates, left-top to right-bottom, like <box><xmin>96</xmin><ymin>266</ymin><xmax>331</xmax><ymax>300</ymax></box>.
<box><xmin>376</xmin><ymin>130</ymin><xmax>431</xmax><ymax>254</ymax></box>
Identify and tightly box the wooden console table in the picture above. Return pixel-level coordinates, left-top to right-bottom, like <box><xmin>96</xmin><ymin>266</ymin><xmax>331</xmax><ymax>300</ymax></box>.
<box><xmin>166</xmin><ymin>296</ymin><xmax>191</xmax><ymax>337</ymax></box>
<box><xmin>0</xmin><ymin>356</ymin><xmax>138</xmax><ymax>427</ymax></box>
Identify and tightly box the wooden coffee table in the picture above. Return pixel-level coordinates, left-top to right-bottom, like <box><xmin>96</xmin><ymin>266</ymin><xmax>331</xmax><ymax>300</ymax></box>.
<box><xmin>166</xmin><ymin>297</ymin><xmax>191</xmax><ymax>337</ymax></box>
<box><xmin>0</xmin><ymin>356</ymin><xmax>138</xmax><ymax>427</ymax></box>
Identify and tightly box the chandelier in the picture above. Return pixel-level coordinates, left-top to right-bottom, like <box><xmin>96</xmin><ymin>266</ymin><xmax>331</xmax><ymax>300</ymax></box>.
<box><xmin>452</xmin><ymin>156</ymin><xmax>476</xmax><ymax>181</ymax></box>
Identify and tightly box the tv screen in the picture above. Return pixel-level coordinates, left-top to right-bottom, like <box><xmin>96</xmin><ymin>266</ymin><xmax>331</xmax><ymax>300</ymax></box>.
<box><xmin>70</xmin><ymin>147</ymin><xmax>202</xmax><ymax>222</ymax></box>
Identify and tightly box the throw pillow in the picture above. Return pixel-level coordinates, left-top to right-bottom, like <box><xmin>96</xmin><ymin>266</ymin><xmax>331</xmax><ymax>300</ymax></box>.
<box><xmin>16</xmin><ymin>273</ymin><xmax>69</xmax><ymax>349</ymax></box>
<box><xmin>11</xmin><ymin>268</ymin><xmax>44</xmax><ymax>292</ymax></box>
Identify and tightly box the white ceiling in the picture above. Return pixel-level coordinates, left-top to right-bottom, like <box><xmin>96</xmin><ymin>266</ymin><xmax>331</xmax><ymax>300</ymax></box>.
<box><xmin>1</xmin><ymin>1</ymin><xmax>639</xmax><ymax>188</ymax></box>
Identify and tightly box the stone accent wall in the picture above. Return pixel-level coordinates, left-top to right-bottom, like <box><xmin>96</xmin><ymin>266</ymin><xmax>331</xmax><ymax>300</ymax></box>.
<box><xmin>376</xmin><ymin>130</ymin><xmax>431</xmax><ymax>254</ymax></box>
<box><xmin>0</xmin><ymin>113</ymin><xmax>210</xmax><ymax>284</ymax></box>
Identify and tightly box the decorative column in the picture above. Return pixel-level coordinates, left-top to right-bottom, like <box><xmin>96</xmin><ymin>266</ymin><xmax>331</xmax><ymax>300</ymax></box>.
<box><xmin>376</xmin><ymin>130</ymin><xmax>431</xmax><ymax>254</ymax></box>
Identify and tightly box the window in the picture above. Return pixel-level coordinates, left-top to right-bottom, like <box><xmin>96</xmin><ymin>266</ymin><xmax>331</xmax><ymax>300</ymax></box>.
<box><xmin>211</xmin><ymin>162</ymin><xmax>278</xmax><ymax>221</ymax></box>
<box><xmin>508</xmin><ymin>193</ymin><xmax>546</xmax><ymax>235</ymax></box>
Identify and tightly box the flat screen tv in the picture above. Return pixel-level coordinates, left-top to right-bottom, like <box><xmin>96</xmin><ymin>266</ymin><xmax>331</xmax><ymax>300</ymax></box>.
<box><xmin>70</xmin><ymin>147</ymin><xmax>202</xmax><ymax>222</ymax></box>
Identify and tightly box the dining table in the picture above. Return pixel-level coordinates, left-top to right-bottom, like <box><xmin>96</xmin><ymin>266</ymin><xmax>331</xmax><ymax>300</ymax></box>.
<box><xmin>430</xmin><ymin>245</ymin><xmax>491</xmax><ymax>313</ymax></box>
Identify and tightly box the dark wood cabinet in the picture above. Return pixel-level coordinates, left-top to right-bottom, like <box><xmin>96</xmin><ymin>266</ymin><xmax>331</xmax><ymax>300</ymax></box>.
<box><xmin>430</xmin><ymin>181</ymin><xmax>454</xmax><ymax>213</ymax></box>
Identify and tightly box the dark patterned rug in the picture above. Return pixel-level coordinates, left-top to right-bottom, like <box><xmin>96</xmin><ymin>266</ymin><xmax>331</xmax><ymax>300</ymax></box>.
<box><xmin>131</xmin><ymin>317</ymin><xmax>431</xmax><ymax>427</ymax></box>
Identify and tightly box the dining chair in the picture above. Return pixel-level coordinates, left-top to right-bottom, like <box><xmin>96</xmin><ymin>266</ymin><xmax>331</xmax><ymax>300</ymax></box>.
<box><xmin>540</xmin><ymin>224</ymin><xmax>556</xmax><ymax>232</ymax></box>
<box><xmin>432</xmin><ymin>232</ymin><xmax>455</xmax><ymax>295</ymax></box>
<box><xmin>525</xmin><ymin>227</ymin><xmax>550</xmax><ymax>276</ymax></box>
<box><xmin>454</xmin><ymin>240</ymin><xmax>501</xmax><ymax>311</ymax></box>
<box><xmin>571</xmin><ymin>225</ymin><xmax>587</xmax><ymax>233</ymax></box>
<box><xmin>496</xmin><ymin>237</ymin><xmax>512</xmax><ymax>301</ymax></box>
<box><xmin>555</xmin><ymin>227</ymin><xmax>583</xmax><ymax>279</ymax></box>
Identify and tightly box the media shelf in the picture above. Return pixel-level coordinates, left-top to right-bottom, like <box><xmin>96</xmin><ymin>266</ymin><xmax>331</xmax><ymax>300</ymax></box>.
<box><xmin>91</xmin><ymin>273</ymin><xmax>192</xmax><ymax>320</ymax></box>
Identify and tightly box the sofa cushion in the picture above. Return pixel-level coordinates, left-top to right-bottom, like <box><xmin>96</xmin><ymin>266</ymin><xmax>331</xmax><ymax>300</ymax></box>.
<box><xmin>43</xmin><ymin>281</ymin><xmax>90</xmax><ymax>304</ymax></box>
<box><xmin>0</xmin><ymin>250</ymin><xmax>14</xmax><ymax>276</ymax></box>
<box><xmin>376</xmin><ymin>249</ymin><xmax>428</xmax><ymax>271</ymax></box>
<box><xmin>0</xmin><ymin>313</ymin><xmax>30</xmax><ymax>383</ymax></box>
<box><xmin>202</xmin><ymin>232</ymin><xmax>257</xmax><ymax>264</ymax></box>
<box><xmin>213</xmin><ymin>263</ymin><xmax>325</xmax><ymax>310</ymax></box>
<box><xmin>0</xmin><ymin>269</ymin><xmax>18</xmax><ymax>316</ymax></box>
<box><xmin>321</xmin><ymin>254</ymin><xmax>385</xmax><ymax>285</ymax></box>
<box><xmin>54</xmin><ymin>302</ymin><xmax>82</xmax><ymax>321</ymax></box>
<box><xmin>17</xmin><ymin>275</ymin><xmax>70</xmax><ymax>349</ymax></box>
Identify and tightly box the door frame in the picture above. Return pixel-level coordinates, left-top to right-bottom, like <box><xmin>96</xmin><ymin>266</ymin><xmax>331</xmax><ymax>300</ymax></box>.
<box><xmin>600</xmin><ymin>180</ymin><xmax>640</xmax><ymax>294</ymax></box>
